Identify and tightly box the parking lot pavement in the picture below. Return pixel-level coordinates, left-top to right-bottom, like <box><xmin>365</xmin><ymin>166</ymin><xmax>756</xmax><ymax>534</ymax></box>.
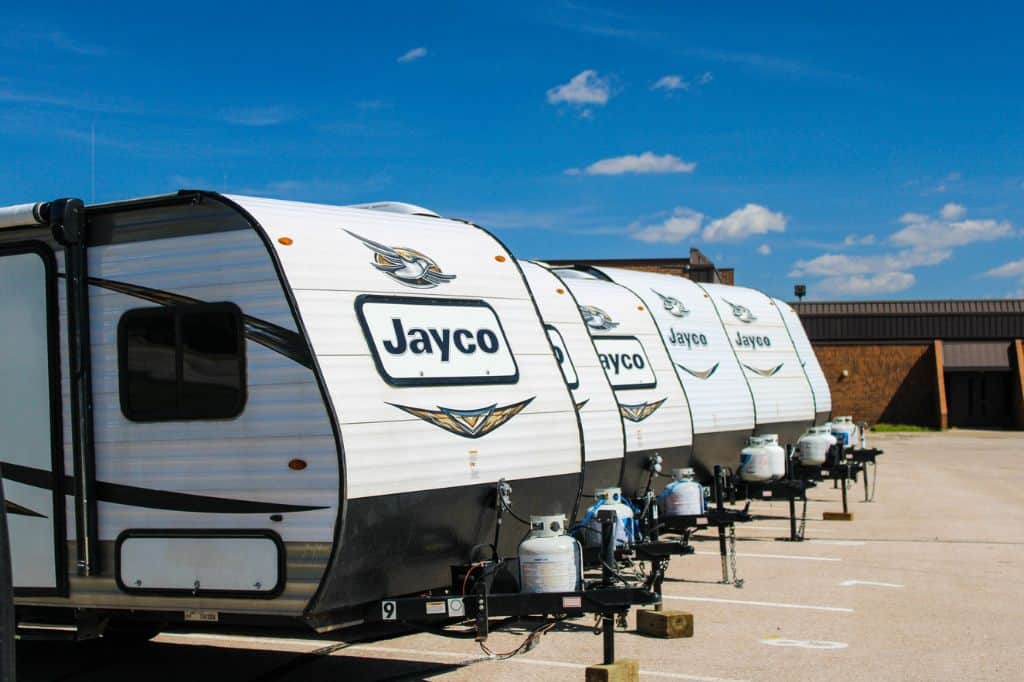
<box><xmin>17</xmin><ymin>430</ymin><xmax>1024</xmax><ymax>681</ymax></box>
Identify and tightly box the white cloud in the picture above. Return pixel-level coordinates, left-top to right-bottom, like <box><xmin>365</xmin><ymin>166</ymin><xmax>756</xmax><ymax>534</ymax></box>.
<box><xmin>789</xmin><ymin>248</ymin><xmax>950</xmax><ymax>278</ymax></box>
<box><xmin>842</xmin><ymin>233</ymin><xmax>876</xmax><ymax>246</ymax></box>
<box><xmin>890</xmin><ymin>205</ymin><xmax>1013</xmax><ymax>249</ymax></box>
<box><xmin>631</xmin><ymin>207</ymin><xmax>704</xmax><ymax>244</ymax></box>
<box><xmin>397</xmin><ymin>47</ymin><xmax>428</xmax><ymax>63</ymax></box>
<box><xmin>757</xmin><ymin>244</ymin><xmax>772</xmax><ymax>256</ymax></box>
<box><xmin>816</xmin><ymin>272</ymin><xmax>916</xmax><ymax>296</ymax></box>
<box><xmin>567</xmin><ymin>151</ymin><xmax>696</xmax><ymax>176</ymax></box>
<box><xmin>546</xmin><ymin>70</ymin><xmax>611</xmax><ymax>106</ymax></box>
<box><xmin>222</xmin><ymin>106</ymin><xmax>291</xmax><ymax>126</ymax></box>
<box><xmin>652</xmin><ymin>75</ymin><xmax>688</xmax><ymax>91</ymax></box>
<box><xmin>940</xmin><ymin>202</ymin><xmax>966</xmax><ymax>220</ymax></box>
<box><xmin>985</xmin><ymin>258</ymin><xmax>1024</xmax><ymax>279</ymax></box>
<box><xmin>697</xmin><ymin>71</ymin><xmax>714</xmax><ymax>85</ymax></box>
<box><xmin>702</xmin><ymin>203</ymin><xmax>787</xmax><ymax>242</ymax></box>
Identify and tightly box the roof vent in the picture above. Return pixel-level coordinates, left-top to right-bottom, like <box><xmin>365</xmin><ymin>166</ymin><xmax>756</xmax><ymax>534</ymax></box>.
<box><xmin>348</xmin><ymin>202</ymin><xmax>441</xmax><ymax>218</ymax></box>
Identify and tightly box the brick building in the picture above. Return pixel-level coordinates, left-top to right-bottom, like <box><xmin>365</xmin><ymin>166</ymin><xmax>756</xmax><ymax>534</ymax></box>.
<box><xmin>792</xmin><ymin>301</ymin><xmax>1024</xmax><ymax>430</ymax></box>
<box><xmin>548</xmin><ymin>252</ymin><xmax>1024</xmax><ymax>431</ymax></box>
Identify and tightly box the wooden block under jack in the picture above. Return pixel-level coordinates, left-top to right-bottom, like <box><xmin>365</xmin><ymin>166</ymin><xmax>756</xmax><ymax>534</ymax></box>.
<box><xmin>585</xmin><ymin>658</ymin><xmax>640</xmax><ymax>682</ymax></box>
<box><xmin>823</xmin><ymin>511</ymin><xmax>854</xmax><ymax>521</ymax></box>
<box><xmin>636</xmin><ymin>609</ymin><xmax>694</xmax><ymax>638</ymax></box>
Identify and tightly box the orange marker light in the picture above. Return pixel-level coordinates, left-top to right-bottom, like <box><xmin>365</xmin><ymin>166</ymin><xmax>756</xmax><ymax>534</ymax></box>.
<box><xmin>495</xmin><ymin>255</ymin><xmax>507</xmax><ymax>262</ymax></box>
<box><xmin>288</xmin><ymin>459</ymin><xmax>307</xmax><ymax>471</ymax></box>
<box><xmin>638</xmin><ymin>305</ymin><xmax>645</xmax><ymax>311</ymax></box>
<box><xmin>278</xmin><ymin>237</ymin><xmax>293</xmax><ymax>246</ymax></box>
<box><xmin>556</xmin><ymin>288</ymin><xmax>565</xmax><ymax>295</ymax></box>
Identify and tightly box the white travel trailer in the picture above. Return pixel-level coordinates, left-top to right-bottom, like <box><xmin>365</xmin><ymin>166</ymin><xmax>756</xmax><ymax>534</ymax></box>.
<box><xmin>701</xmin><ymin>283</ymin><xmax>816</xmax><ymax>446</ymax></box>
<box><xmin>550</xmin><ymin>268</ymin><xmax>694</xmax><ymax>498</ymax></box>
<box><xmin>520</xmin><ymin>262</ymin><xmax>626</xmax><ymax>494</ymax></box>
<box><xmin>584</xmin><ymin>267</ymin><xmax>757</xmax><ymax>480</ymax></box>
<box><xmin>0</xmin><ymin>192</ymin><xmax>584</xmax><ymax>635</ymax></box>
<box><xmin>772</xmin><ymin>298</ymin><xmax>832</xmax><ymax>425</ymax></box>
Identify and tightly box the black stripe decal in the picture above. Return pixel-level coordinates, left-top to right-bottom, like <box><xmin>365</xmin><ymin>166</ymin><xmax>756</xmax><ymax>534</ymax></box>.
<box><xmin>1</xmin><ymin>461</ymin><xmax>326</xmax><ymax>514</ymax></box>
<box><xmin>58</xmin><ymin>274</ymin><xmax>314</xmax><ymax>369</ymax></box>
<box><xmin>5</xmin><ymin>499</ymin><xmax>46</xmax><ymax>518</ymax></box>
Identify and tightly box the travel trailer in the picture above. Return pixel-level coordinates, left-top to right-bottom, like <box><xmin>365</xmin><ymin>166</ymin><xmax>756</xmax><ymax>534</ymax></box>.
<box><xmin>0</xmin><ymin>192</ymin><xmax>586</xmax><ymax>635</ymax></box>
<box><xmin>581</xmin><ymin>267</ymin><xmax>757</xmax><ymax>480</ymax></box>
<box><xmin>772</xmin><ymin>297</ymin><xmax>832</xmax><ymax>425</ymax></box>
<box><xmin>549</xmin><ymin>268</ymin><xmax>694</xmax><ymax>498</ymax></box>
<box><xmin>519</xmin><ymin>261</ymin><xmax>626</xmax><ymax>494</ymax></box>
<box><xmin>701</xmin><ymin>284</ymin><xmax>816</xmax><ymax>446</ymax></box>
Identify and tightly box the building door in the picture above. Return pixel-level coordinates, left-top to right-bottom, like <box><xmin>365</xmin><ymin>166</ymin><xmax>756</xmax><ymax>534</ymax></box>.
<box><xmin>0</xmin><ymin>244</ymin><xmax>66</xmax><ymax>595</ymax></box>
<box><xmin>945</xmin><ymin>371</ymin><xmax>1012</xmax><ymax>429</ymax></box>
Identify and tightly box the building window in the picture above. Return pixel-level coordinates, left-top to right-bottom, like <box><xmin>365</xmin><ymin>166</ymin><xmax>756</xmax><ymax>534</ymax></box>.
<box><xmin>118</xmin><ymin>303</ymin><xmax>246</xmax><ymax>422</ymax></box>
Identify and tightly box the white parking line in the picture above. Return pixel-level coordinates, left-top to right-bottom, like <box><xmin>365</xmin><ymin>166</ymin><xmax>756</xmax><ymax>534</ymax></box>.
<box><xmin>161</xmin><ymin>632</ymin><xmax>749</xmax><ymax>681</ymax></box>
<box><xmin>662</xmin><ymin>595</ymin><xmax>854</xmax><ymax>613</ymax></box>
<box><xmin>353</xmin><ymin>645</ymin><xmax>749</xmax><ymax>681</ymax></box>
<box><xmin>694</xmin><ymin>550</ymin><xmax>839</xmax><ymax>562</ymax></box>
<box><xmin>839</xmin><ymin>579</ymin><xmax>903</xmax><ymax>588</ymax></box>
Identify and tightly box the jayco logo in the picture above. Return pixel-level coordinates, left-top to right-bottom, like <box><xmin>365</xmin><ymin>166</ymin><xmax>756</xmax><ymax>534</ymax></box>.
<box><xmin>383</xmin><ymin>319</ymin><xmax>501</xmax><ymax>359</ymax></box>
<box><xmin>734</xmin><ymin>331</ymin><xmax>771</xmax><ymax>349</ymax></box>
<box><xmin>668</xmin><ymin>327</ymin><xmax>708</xmax><ymax>350</ymax></box>
<box><xmin>600</xmin><ymin>352</ymin><xmax>646</xmax><ymax>375</ymax></box>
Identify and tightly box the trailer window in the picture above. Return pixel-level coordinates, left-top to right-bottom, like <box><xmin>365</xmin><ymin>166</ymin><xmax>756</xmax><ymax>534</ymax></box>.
<box><xmin>118</xmin><ymin>303</ymin><xmax>246</xmax><ymax>421</ymax></box>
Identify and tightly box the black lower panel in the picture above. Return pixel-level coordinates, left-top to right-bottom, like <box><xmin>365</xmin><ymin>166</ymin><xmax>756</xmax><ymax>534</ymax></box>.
<box><xmin>755</xmin><ymin>420</ymin><xmax>814</xmax><ymax>450</ymax></box>
<box><xmin>814</xmin><ymin>411</ymin><xmax>831</xmax><ymax>426</ymax></box>
<box><xmin>309</xmin><ymin>472</ymin><xmax>581</xmax><ymax>617</ymax></box>
<box><xmin>691</xmin><ymin>429</ymin><xmax>752</xmax><ymax>483</ymax></box>
<box><xmin>620</xmin><ymin>445</ymin><xmax>690</xmax><ymax>498</ymax></box>
<box><xmin>582</xmin><ymin>458</ymin><xmax>624</xmax><ymax>497</ymax></box>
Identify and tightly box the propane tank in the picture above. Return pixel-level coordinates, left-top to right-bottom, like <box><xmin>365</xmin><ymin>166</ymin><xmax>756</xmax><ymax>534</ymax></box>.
<box><xmin>798</xmin><ymin>426</ymin><xmax>837</xmax><ymax>465</ymax></box>
<box><xmin>660</xmin><ymin>468</ymin><xmax>705</xmax><ymax>516</ymax></box>
<box><xmin>519</xmin><ymin>515</ymin><xmax>582</xmax><ymax>593</ymax></box>
<box><xmin>761</xmin><ymin>434</ymin><xmax>787</xmax><ymax>480</ymax></box>
<box><xmin>831</xmin><ymin>416</ymin><xmax>857</xmax><ymax>447</ymax></box>
<box><xmin>581</xmin><ymin>488</ymin><xmax>636</xmax><ymax>548</ymax></box>
<box><xmin>740</xmin><ymin>436</ymin><xmax>773</xmax><ymax>482</ymax></box>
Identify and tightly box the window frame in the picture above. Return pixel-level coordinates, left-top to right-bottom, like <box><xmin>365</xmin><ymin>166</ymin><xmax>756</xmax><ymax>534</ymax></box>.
<box><xmin>117</xmin><ymin>302</ymin><xmax>247</xmax><ymax>422</ymax></box>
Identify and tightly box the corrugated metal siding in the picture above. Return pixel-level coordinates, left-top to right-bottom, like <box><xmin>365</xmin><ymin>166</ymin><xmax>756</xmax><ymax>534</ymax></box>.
<box><xmin>942</xmin><ymin>341</ymin><xmax>1012</xmax><ymax>370</ymax></box>
<box><xmin>793</xmin><ymin>300</ymin><xmax>1024</xmax><ymax>342</ymax></box>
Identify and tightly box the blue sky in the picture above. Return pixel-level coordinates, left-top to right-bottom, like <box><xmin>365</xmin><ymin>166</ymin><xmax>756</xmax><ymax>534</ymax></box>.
<box><xmin>2</xmin><ymin>1</ymin><xmax>1022</xmax><ymax>300</ymax></box>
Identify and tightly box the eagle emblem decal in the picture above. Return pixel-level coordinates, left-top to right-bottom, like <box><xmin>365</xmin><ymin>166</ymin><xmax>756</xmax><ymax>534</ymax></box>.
<box><xmin>723</xmin><ymin>298</ymin><xmax>757</xmax><ymax>323</ymax></box>
<box><xmin>743</xmin><ymin>363</ymin><xmax>784</xmax><ymax>377</ymax></box>
<box><xmin>651</xmin><ymin>289</ymin><xmax>689</xmax><ymax>318</ymax></box>
<box><xmin>346</xmin><ymin>230</ymin><xmax>456</xmax><ymax>289</ymax></box>
<box><xmin>676</xmin><ymin>362</ymin><xmax>719</xmax><ymax>380</ymax></box>
<box><xmin>389</xmin><ymin>397</ymin><xmax>534</xmax><ymax>438</ymax></box>
<box><xmin>579</xmin><ymin>305</ymin><xmax>619</xmax><ymax>331</ymax></box>
<box><xmin>618</xmin><ymin>398</ymin><xmax>667</xmax><ymax>423</ymax></box>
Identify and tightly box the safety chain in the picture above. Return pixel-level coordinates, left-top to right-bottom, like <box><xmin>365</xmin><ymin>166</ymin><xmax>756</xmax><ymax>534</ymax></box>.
<box><xmin>728</xmin><ymin>524</ymin><xmax>744</xmax><ymax>588</ymax></box>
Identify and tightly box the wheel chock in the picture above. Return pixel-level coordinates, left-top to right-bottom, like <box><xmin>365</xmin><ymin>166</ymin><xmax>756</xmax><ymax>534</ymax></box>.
<box><xmin>823</xmin><ymin>511</ymin><xmax>854</xmax><ymax>521</ymax></box>
<box><xmin>636</xmin><ymin>609</ymin><xmax>694</xmax><ymax>638</ymax></box>
<box><xmin>585</xmin><ymin>658</ymin><xmax>640</xmax><ymax>682</ymax></box>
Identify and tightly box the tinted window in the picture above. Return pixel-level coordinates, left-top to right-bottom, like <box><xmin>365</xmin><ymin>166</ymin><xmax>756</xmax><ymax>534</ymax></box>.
<box><xmin>119</xmin><ymin>303</ymin><xmax>246</xmax><ymax>421</ymax></box>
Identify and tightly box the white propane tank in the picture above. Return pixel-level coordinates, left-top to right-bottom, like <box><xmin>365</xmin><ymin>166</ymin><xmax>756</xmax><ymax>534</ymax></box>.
<box><xmin>761</xmin><ymin>434</ymin><xmax>788</xmax><ymax>480</ymax></box>
<box><xmin>519</xmin><ymin>515</ymin><xmax>582</xmax><ymax>593</ymax></box>
<box><xmin>798</xmin><ymin>426</ymin><xmax>837</xmax><ymax>465</ymax></box>
<box><xmin>660</xmin><ymin>468</ymin><xmax>705</xmax><ymax>516</ymax></box>
<box><xmin>582</xmin><ymin>488</ymin><xmax>636</xmax><ymax>548</ymax></box>
<box><xmin>740</xmin><ymin>436</ymin><xmax>773</xmax><ymax>482</ymax></box>
<box><xmin>831</xmin><ymin>416</ymin><xmax>857</xmax><ymax>447</ymax></box>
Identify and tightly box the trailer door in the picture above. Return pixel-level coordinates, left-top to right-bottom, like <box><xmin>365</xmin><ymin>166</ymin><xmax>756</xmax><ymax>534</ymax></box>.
<box><xmin>0</xmin><ymin>244</ymin><xmax>65</xmax><ymax>594</ymax></box>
